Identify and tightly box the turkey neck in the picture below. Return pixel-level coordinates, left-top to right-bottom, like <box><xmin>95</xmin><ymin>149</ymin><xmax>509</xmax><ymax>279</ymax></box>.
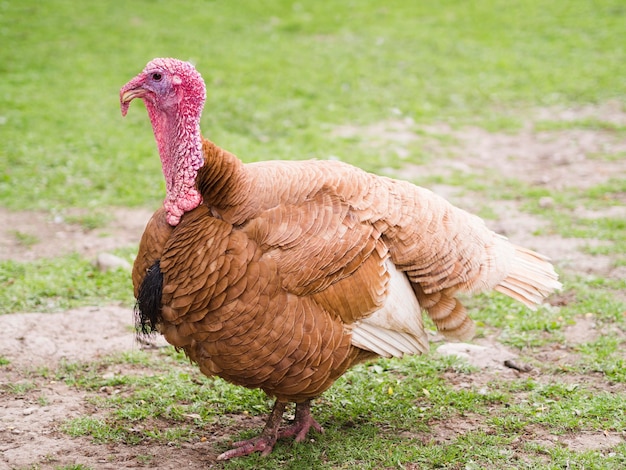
<box><xmin>196</xmin><ymin>139</ymin><xmax>255</xmax><ymax>223</ymax></box>
<box><xmin>148</xmin><ymin>101</ymin><xmax>253</xmax><ymax>225</ymax></box>
<box><xmin>147</xmin><ymin>102</ymin><xmax>204</xmax><ymax>226</ymax></box>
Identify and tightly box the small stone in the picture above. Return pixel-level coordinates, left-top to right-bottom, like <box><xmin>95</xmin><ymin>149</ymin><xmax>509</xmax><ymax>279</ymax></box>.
<box><xmin>538</xmin><ymin>196</ymin><xmax>554</xmax><ymax>208</ymax></box>
<box><xmin>95</xmin><ymin>253</ymin><xmax>131</xmax><ymax>272</ymax></box>
<box><xmin>23</xmin><ymin>407</ymin><xmax>37</xmax><ymax>416</ymax></box>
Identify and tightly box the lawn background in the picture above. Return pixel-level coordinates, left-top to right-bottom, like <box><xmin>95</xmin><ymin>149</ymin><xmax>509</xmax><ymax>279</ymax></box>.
<box><xmin>2</xmin><ymin>1</ymin><xmax>625</xmax><ymax>211</ymax></box>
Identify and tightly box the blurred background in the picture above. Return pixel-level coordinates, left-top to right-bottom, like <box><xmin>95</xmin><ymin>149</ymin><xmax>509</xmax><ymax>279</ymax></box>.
<box><xmin>1</xmin><ymin>0</ymin><xmax>624</xmax><ymax>211</ymax></box>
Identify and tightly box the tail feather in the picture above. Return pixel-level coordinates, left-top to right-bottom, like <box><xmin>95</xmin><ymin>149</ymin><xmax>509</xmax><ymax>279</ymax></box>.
<box><xmin>351</xmin><ymin>322</ymin><xmax>429</xmax><ymax>358</ymax></box>
<box><xmin>416</xmin><ymin>244</ymin><xmax>559</xmax><ymax>342</ymax></box>
<box><xmin>495</xmin><ymin>245</ymin><xmax>561</xmax><ymax>309</ymax></box>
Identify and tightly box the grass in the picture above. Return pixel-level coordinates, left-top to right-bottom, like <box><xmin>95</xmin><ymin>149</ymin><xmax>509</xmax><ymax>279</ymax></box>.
<box><xmin>0</xmin><ymin>253</ymin><xmax>134</xmax><ymax>314</ymax></box>
<box><xmin>1</xmin><ymin>0</ymin><xmax>626</xmax><ymax>468</ymax></box>
<box><xmin>2</xmin><ymin>380</ymin><xmax>37</xmax><ymax>396</ymax></box>
<box><xmin>44</xmin><ymin>348</ymin><xmax>626</xmax><ymax>469</ymax></box>
<box><xmin>1</xmin><ymin>0</ymin><xmax>625</xmax><ymax>210</ymax></box>
<box><xmin>11</xmin><ymin>230</ymin><xmax>39</xmax><ymax>248</ymax></box>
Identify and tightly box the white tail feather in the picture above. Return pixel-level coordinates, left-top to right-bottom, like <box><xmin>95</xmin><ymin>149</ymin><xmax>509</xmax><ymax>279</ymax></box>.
<box><xmin>351</xmin><ymin>322</ymin><xmax>428</xmax><ymax>358</ymax></box>
<box><xmin>495</xmin><ymin>245</ymin><xmax>561</xmax><ymax>309</ymax></box>
<box><xmin>351</xmin><ymin>259</ymin><xmax>429</xmax><ymax>358</ymax></box>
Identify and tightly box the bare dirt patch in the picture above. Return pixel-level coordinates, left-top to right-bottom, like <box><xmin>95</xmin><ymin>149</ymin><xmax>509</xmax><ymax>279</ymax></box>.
<box><xmin>1</xmin><ymin>105</ymin><xmax>626</xmax><ymax>468</ymax></box>
<box><xmin>432</xmin><ymin>124</ymin><xmax>626</xmax><ymax>190</ymax></box>
<box><xmin>563</xmin><ymin>313</ymin><xmax>600</xmax><ymax>345</ymax></box>
<box><xmin>534</xmin><ymin>100</ymin><xmax>626</xmax><ymax>127</ymax></box>
<box><xmin>0</xmin><ymin>306</ymin><xmax>201</xmax><ymax>470</ymax></box>
<box><xmin>0</xmin><ymin>207</ymin><xmax>154</xmax><ymax>262</ymax></box>
<box><xmin>0</xmin><ymin>305</ymin><xmax>138</xmax><ymax>369</ymax></box>
<box><xmin>388</xmin><ymin>100</ymin><xmax>626</xmax><ymax>191</ymax></box>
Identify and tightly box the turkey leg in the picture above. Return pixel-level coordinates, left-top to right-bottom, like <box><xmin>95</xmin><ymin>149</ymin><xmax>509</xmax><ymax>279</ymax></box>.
<box><xmin>217</xmin><ymin>399</ymin><xmax>323</xmax><ymax>460</ymax></box>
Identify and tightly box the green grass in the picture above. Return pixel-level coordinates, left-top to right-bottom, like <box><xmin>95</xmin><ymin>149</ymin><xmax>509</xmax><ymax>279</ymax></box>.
<box><xmin>46</xmin><ymin>348</ymin><xmax>626</xmax><ymax>469</ymax></box>
<box><xmin>0</xmin><ymin>253</ymin><xmax>134</xmax><ymax>314</ymax></box>
<box><xmin>2</xmin><ymin>380</ymin><xmax>37</xmax><ymax>396</ymax></box>
<box><xmin>1</xmin><ymin>0</ymin><xmax>625</xmax><ymax>211</ymax></box>
<box><xmin>11</xmin><ymin>230</ymin><xmax>40</xmax><ymax>248</ymax></box>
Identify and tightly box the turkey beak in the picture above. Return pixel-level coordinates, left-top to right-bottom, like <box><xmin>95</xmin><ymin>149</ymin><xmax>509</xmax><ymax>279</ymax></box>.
<box><xmin>120</xmin><ymin>88</ymin><xmax>147</xmax><ymax>117</ymax></box>
<box><xmin>120</xmin><ymin>76</ymin><xmax>148</xmax><ymax>117</ymax></box>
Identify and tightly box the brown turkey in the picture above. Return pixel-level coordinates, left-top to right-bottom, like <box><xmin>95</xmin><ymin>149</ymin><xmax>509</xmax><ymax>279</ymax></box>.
<box><xmin>120</xmin><ymin>58</ymin><xmax>561</xmax><ymax>460</ymax></box>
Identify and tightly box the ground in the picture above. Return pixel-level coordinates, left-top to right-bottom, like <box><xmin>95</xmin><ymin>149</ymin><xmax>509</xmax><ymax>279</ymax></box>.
<box><xmin>1</xmin><ymin>105</ymin><xmax>625</xmax><ymax>468</ymax></box>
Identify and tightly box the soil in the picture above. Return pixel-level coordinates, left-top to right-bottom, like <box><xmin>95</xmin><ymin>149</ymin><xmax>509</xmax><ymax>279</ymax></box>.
<box><xmin>1</xmin><ymin>104</ymin><xmax>625</xmax><ymax>468</ymax></box>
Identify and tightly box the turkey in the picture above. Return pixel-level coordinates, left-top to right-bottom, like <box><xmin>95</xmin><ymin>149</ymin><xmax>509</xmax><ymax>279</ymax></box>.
<box><xmin>120</xmin><ymin>58</ymin><xmax>561</xmax><ymax>460</ymax></box>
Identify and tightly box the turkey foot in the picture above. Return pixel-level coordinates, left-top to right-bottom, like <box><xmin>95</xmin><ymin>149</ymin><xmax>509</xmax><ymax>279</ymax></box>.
<box><xmin>277</xmin><ymin>400</ymin><xmax>324</xmax><ymax>442</ymax></box>
<box><xmin>217</xmin><ymin>400</ymin><xmax>322</xmax><ymax>460</ymax></box>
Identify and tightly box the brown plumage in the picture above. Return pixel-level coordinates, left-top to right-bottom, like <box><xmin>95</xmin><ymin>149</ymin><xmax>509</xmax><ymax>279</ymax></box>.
<box><xmin>121</xmin><ymin>58</ymin><xmax>561</xmax><ymax>459</ymax></box>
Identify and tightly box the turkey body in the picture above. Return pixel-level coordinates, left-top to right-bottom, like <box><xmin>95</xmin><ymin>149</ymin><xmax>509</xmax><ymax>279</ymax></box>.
<box><xmin>133</xmin><ymin>140</ymin><xmax>553</xmax><ymax>422</ymax></box>
<box><xmin>133</xmin><ymin>143</ymin><xmax>437</xmax><ymax>402</ymax></box>
<box><xmin>123</xmin><ymin>58</ymin><xmax>560</xmax><ymax>459</ymax></box>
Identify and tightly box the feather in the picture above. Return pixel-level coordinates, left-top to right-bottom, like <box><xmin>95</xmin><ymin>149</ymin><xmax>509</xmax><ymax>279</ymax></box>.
<box><xmin>495</xmin><ymin>245</ymin><xmax>562</xmax><ymax>309</ymax></box>
<box><xmin>135</xmin><ymin>261</ymin><xmax>163</xmax><ymax>335</ymax></box>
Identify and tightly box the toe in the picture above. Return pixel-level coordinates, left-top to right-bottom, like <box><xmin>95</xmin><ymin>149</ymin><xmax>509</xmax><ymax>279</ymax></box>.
<box><xmin>217</xmin><ymin>437</ymin><xmax>275</xmax><ymax>460</ymax></box>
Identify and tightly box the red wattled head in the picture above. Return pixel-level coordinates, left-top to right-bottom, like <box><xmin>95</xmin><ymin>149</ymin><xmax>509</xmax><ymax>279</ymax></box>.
<box><xmin>120</xmin><ymin>58</ymin><xmax>206</xmax><ymax>118</ymax></box>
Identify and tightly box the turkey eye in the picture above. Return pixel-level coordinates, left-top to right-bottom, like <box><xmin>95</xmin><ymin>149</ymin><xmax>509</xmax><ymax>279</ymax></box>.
<box><xmin>152</xmin><ymin>72</ymin><xmax>163</xmax><ymax>81</ymax></box>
